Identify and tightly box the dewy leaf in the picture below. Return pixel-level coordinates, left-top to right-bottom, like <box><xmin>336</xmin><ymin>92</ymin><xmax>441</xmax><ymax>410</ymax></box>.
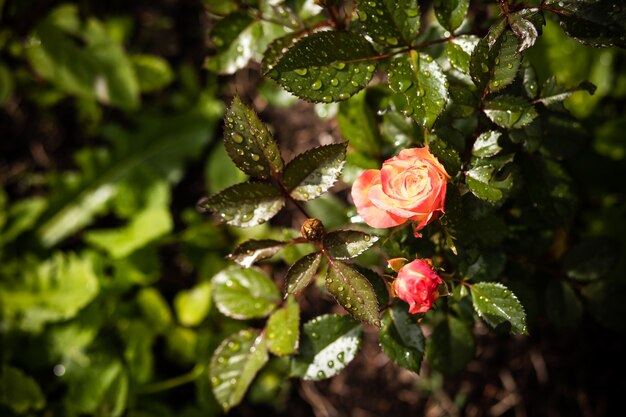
<box><xmin>326</xmin><ymin>259</ymin><xmax>380</xmax><ymax>326</ymax></box>
<box><xmin>210</xmin><ymin>329</ymin><xmax>269</xmax><ymax>412</ymax></box>
<box><xmin>323</xmin><ymin>230</ymin><xmax>378</xmax><ymax>260</ymax></box>
<box><xmin>224</xmin><ymin>96</ymin><xmax>284</xmax><ymax>178</ymax></box>
<box><xmin>262</xmin><ymin>32</ymin><xmax>299</xmax><ymax>75</ymax></box>
<box><xmin>466</xmin><ymin>155</ymin><xmax>515</xmax><ymax>204</ymax></box>
<box><xmin>197</xmin><ymin>181</ymin><xmax>285</xmax><ymax>227</ymax></box>
<box><xmin>434</xmin><ymin>0</ymin><xmax>469</xmax><ymax>32</ymax></box>
<box><xmin>174</xmin><ymin>281</ymin><xmax>212</xmax><ymax>327</ymax></box>
<box><xmin>205</xmin><ymin>13</ymin><xmax>262</xmax><ymax>75</ymax></box>
<box><xmin>426</xmin><ymin>315</ymin><xmax>475</xmax><ymax>374</ymax></box>
<box><xmin>535</xmin><ymin>77</ymin><xmax>596</xmax><ymax>108</ymax></box>
<box><xmin>291</xmin><ymin>314</ymin><xmax>362</xmax><ymax>380</ymax></box>
<box><xmin>446</xmin><ymin>35</ymin><xmax>479</xmax><ymax>74</ymax></box>
<box><xmin>553</xmin><ymin>0</ymin><xmax>626</xmax><ymax>48</ymax></box>
<box><xmin>470</xmin><ymin>27</ymin><xmax>521</xmax><ymax>93</ymax></box>
<box><xmin>472</xmin><ymin>130</ymin><xmax>502</xmax><ymax>158</ymax></box>
<box><xmin>483</xmin><ymin>95</ymin><xmax>537</xmax><ymax>129</ymax></box>
<box><xmin>563</xmin><ymin>238</ymin><xmax>619</xmax><ymax>281</ymax></box>
<box><xmin>0</xmin><ymin>365</ymin><xmax>46</xmax><ymax>413</ymax></box>
<box><xmin>266</xmin><ymin>295</ymin><xmax>300</xmax><ymax>356</ymax></box>
<box><xmin>388</xmin><ymin>50</ymin><xmax>449</xmax><ymax>129</ymax></box>
<box><xmin>212</xmin><ymin>267</ymin><xmax>281</xmax><ymax>319</ymax></box>
<box><xmin>379</xmin><ymin>304</ymin><xmax>425</xmax><ymax>373</ymax></box>
<box><xmin>510</xmin><ymin>10</ymin><xmax>544</xmax><ymax>52</ymax></box>
<box><xmin>269</xmin><ymin>31</ymin><xmax>377</xmax><ymax>103</ymax></box>
<box><xmin>283</xmin><ymin>143</ymin><xmax>347</xmax><ymax>201</ymax></box>
<box><xmin>358</xmin><ymin>0</ymin><xmax>421</xmax><ymax>46</ymax></box>
<box><xmin>0</xmin><ymin>252</ymin><xmax>99</xmax><ymax>332</ymax></box>
<box><xmin>227</xmin><ymin>239</ymin><xmax>286</xmax><ymax>268</ymax></box>
<box><xmin>285</xmin><ymin>252</ymin><xmax>322</xmax><ymax>295</ymax></box>
<box><xmin>470</xmin><ymin>282</ymin><xmax>527</xmax><ymax>334</ymax></box>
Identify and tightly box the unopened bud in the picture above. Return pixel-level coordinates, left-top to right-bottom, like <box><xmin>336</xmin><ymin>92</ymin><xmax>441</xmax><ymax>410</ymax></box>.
<box><xmin>301</xmin><ymin>218</ymin><xmax>325</xmax><ymax>242</ymax></box>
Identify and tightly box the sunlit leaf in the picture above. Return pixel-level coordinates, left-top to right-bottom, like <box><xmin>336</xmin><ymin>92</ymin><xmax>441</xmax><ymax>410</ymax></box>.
<box><xmin>291</xmin><ymin>314</ymin><xmax>362</xmax><ymax>380</ymax></box>
<box><xmin>210</xmin><ymin>329</ymin><xmax>269</xmax><ymax>411</ymax></box>
<box><xmin>470</xmin><ymin>26</ymin><xmax>521</xmax><ymax>93</ymax></box>
<box><xmin>212</xmin><ymin>267</ymin><xmax>281</xmax><ymax>319</ymax></box>
<box><xmin>269</xmin><ymin>31</ymin><xmax>377</xmax><ymax>102</ymax></box>
<box><xmin>483</xmin><ymin>95</ymin><xmax>537</xmax><ymax>129</ymax></box>
<box><xmin>446</xmin><ymin>35</ymin><xmax>479</xmax><ymax>74</ymax></box>
<box><xmin>472</xmin><ymin>130</ymin><xmax>502</xmax><ymax>158</ymax></box>
<box><xmin>471</xmin><ymin>282</ymin><xmax>527</xmax><ymax>334</ymax></box>
<box><xmin>323</xmin><ymin>230</ymin><xmax>378</xmax><ymax>260</ymax></box>
<box><xmin>285</xmin><ymin>252</ymin><xmax>322</xmax><ymax>295</ymax></box>
<box><xmin>174</xmin><ymin>281</ymin><xmax>212</xmax><ymax>327</ymax></box>
<box><xmin>227</xmin><ymin>239</ymin><xmax>286</xmax><ymax>268</ymax></box>
<box><xmin>554</xmin><ymin>0</ymin><xmax>626</xmax><ymax>48</ymax></box>
<box><xmin>266</xmin><ymin>295</ymin><xmax>300</xmax><ymax>356</ymax></box>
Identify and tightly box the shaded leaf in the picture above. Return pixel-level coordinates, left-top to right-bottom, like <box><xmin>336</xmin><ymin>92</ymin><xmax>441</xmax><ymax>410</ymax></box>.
<box><xmin>466</xmin><ymin>155</ymin><xmax>515</xmax><ymax>204</ymax></box>
<box><xmin>510</xmin><ymin>10</ymin><xmax>543</xmax><ymax>52</ymax></box>
<box><xmin>212</xmin><ymin>267</ymin><xmax>281</xmax><ymax>319</ymax></box>
<box><xmin>174</xmin><ymin>281</ymin><xmax>212</xmax><ymax>327</ymax></box>
<box><xmin>228</xmin><ymin>239</ymin><xmax>286</xmax><ymax>268</ymax></box>
<box><xmin>198</xmin><ymin>181</ymin><xmax>285</xmax><ymax>227</ymax></box>
<box><xmin>446</xmin><ymin>35</ymin><xmax>479</xmax><ymax>74</ymax></box>
<box><xmin>137</xmin><ymin>287</ymin><xmax>173</xmax><ymax>333</ymax></box>
<box><xmin>338</xmin><ymin>90</ymin><xmax>382</xmax><ymax>157</ymax></box>
<box><xmin>266</xmin><ymin>296</ymin><xmax>300</xmax><ymax>356</ymax></box>
<box><xmin>426</xmin><ymin>315</ymin><xmax>475</xmax><ymax>374</ymax></box>
<box><xmin>555</xmin><ymin>0</ymin><xmax>626</xmax><ymax>48</ymax></box>
<box><xmin>379</xmin><ymin>304</ymin><xmax>425</xmax><ymax>373</ymax></box>
<box><xmin>210</xmin><ymin>329</ymin><xmax>269</xmax><ymax>412</ymax></box>
<box><xmin>285</xmin><ymin>252</ymin><xmax>322</xmax><ymax>295</ymax></box>
<box><xmin>563</xmin><ymin>238</ymin><xmax>619</xmax><ymax>281</ymax></box>
<box><xmin>269</xmin><ymin>31</ymin><xmax>377</xmax><ymax>102</ymax></box>
<box><xmin>323</xmin><ymin>230</ymin><xmax>378</xmax><ymax>260</ymax></box>
<box><xmin>484</xmin><ymin>95</ymin><xmax>537</xmax><ymax>129</ymax></box>
<box><xmin>0</xmin><ymin>365</ymin><xmax>46</xmax><ymax>413</ymax></box>
<box><xmin>470</xmin><ymin>27</ymin><xmax>520</xmax><ymax>93</ymax></box>
<box><xmin>262</xmin><ymin>32</ymin><xmax>299</xmax><ymax>75</ymax></box>
<box><xmin>434</xmin><ymin>0</ymin><xmax>469</xmax><ymax>32</ymax></box>
<box><xmin>535</xmin><ymin>77</ymin><xmax>596</xmax><ymax>108</ymax></box>
<box><xmin>545</xmin><ymin>280</ymin><xmax>582</xmax><ymax>330</ymax></box>
<box><xmin>131</xmin><ymin>54</ymin><xmax>173</xmax><ymax>92</ymax></box>
<box><xmin>291</xmin><ymin>314</ymin><xmax>362</xmax><ymax>380</ymax></box>
<box><xmin>358</xmin><ymin>0</ymin><xmax>421</xmax><ymax>46</ymax></box>
<box><xmin>388</xmin><ymin>50</ymin><xmax>449</xmax><ymax>128</ymax></box>
<box><xmin>472</xmin><ymin>130</ymin><xmax>502</xmax><ymax>158</ymax></box>
<box><xmin>471</xmin><ymin>282</ymin><xmax>527</xmax><ymax>334</ymax></box>
<box><xmin>326</xmin><ymin>259</ymin><xmax>380</xmax><ymax>326</ymax></box>
<box><xmin>283</xmin><ymin>143</ymin><xmax>347</xmax><ymax>201</ymax></box>
<box><xmin>224</xmin><ymin>96</ymin><xmax>284</xmax><ymax>178</ymax></box>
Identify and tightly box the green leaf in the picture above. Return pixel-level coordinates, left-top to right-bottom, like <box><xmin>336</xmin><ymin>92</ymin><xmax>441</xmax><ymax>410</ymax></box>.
<box><xmin>434</xmin><ymin>0</ymin><xmax>469</xmax><ymax>32</ymax></box>
<box><xmin>212</xmin><ymin>267</ymin><xmax>281</xmax><ymax>319</ymax></box>
<box><xmin>545</xmin><ymin>280</ymin><xmax>582</xmax><ymax>330</ymax></box>
<box><xmin>326</xmin><ymin>259</ymin><xmax>380</xmax><ymax>326</ymax></box>
<box><xmin>470</xmin><ymin>282</ymin><xmax>527</xmax><ymax>334</ymax></box>
<box><xmin>283</xmin><ymin>143</ymin><xmax>347</xmax><ymax>201</ymax></box>
<box><xmin>388</xmin><ymin>50</ymin><xmax>449</xmax><ymax>128</ymax></box>
<box><xmin>205</xmin><ymin>13</ymin><xmax>260</xmax><ymax>74</ymax></box>
<box><xmin>0</xmin><ymin>252</ymin><xmax>99</xmax><ymax>332</ymax></box>
<box><xmin>426</xmin><ymin>315</ymin><xmax>475</xmax><ymax>374</ymax></box>
<box><xmin>285</xmin><ymin>252</ymin><xmax>323</xmax><ymax>295</ymax></box>
<box><xmin>338</xmin><ymin>90</ymin><xmax>382</xmax><ymax>157</ymax></box>
<box><xmin>138</xmin><ymin>287</ymin><xmax>173</xmax><ymax>333</ymax></box>
<box><xmin>323</xmin><ymin>230</ymin><xmax>378</xmax><ymax>260</ymax></box>
<box><xmin>563</xmin><ymin>238</ymin><xmax>619</xmax><ymax>281</ymax></box>
<box><xmin>205</xmin><ymin>142</ymin><xmax>249</xmax><ymax>193</ymax></box>
<box><xmin>26</xmin><ymin>5</ymin><xmax>139</xmax><ymax>109</ymax></box>
<box><xmin>266</xmin><ymin>295</ymin><xmax>300</xmax><ymax>356</ymax></box>
<box><xmin>0</xmin><ymin>365</ymin><xmax>46</xmax><ymax>413</ymax></box>
<box><xmin>555</xmin><ymin>0</ymin><xmax>626</xmax><ymax>48</ymax></box>
<box><xmin>470</xmin><ymin>27</ymin><xmax>521</xmax><ymax>93</ymax></box>
<box><xmin>484</xmin><ymin>95</ymin><xmax>537</xmax><ymax>129</ymax></box>
<box><xmin>269</xmin><ymin>31</ymin><xmax>377</xmax><ymax>103</ymax></box>
<box><xmin>379</xmin><ymin>304</ymin><xmax>425</xmax><ymax>373</ymax></box>
<box><xmin>131</xmin><ymin>54</ymin><xmax>174</xmax><ymax>92</ymax></box>
<box><xmin>224</xmin><ymin>96</ymin><xmax>284</xmax><ymax>178</ymax></box>
<box><xmin>85</xmin><ymin>182</ymin><xmax>172</xmax><ymax>259</ymax></box>
<box><xmin>198</xmin><ymin>181</ymin><xmax>285</xmax><ymax>227</ymax></box>
<box><xmin>358</xmin><ymin>0</ymin><xmax>421</xmax><ymax>46</ymax></box>
<box><xmin>428</xmin><ymin>133</ymin><xmax>462</xmax><ymax>176</ymax></box>
<box><xmin>210</xmin><ymin>329</ymin><xmax>269</xmax><ymax>412</ymax></box>
<box><xmin>65</xmin><ymin>355</ymin><xmax>126</xmax><ymax>414</ymax></box>
<box><xmin>228</xmin><ymin>239</ymin><xmax>286</xmax><ymax>268</ymax></box>
<box><xmin>466</xmin><ymin>155</ymin><xmax>515</xmax><ymax>204</ymax></box>
<box><xmin>174</xmin><ymin>281</ymin><xmax>212</xmax><ymax>327</ymax></box>
<box><xmin>291</xmin><ymin>314</ymin><xmax>362</xmax><ymax>380</ymax></box>
<box><xmin>446</xmin><ymin>35</ymin><xmax>479</xmax><ymax>74</ymax></box>
<box><xmin>262</xmin><ymin>32</ymin><xmax>300</xmax><ymax>75</ymax></box>
<box><xmin>472</xmin><ymin>130</ymin><xmax>502</xmax><ymax>158</ymax></box>
<box><xmin>0</xmin><ymin>62</ymin><xmax>14</xmax><ymax>104</ymax></box>
<box><xmin>36</xmin><ymin>102</ymin><xmax>222</xmax><ymax>247</ymax></box>
<box><xmin>535</xmin><ymin>77</ymin><xmax>596</xmax><ymax>108</ymax></box>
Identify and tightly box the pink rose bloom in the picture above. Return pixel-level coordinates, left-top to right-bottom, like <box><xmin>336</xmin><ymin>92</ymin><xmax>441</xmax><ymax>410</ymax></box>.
<box><xmin>351</xmin><ymin>147</ymin><xmax>449</xmax><ymax>233</ymax></box>
<box><xmin>394</xmin><ymin>259</ymin><xmax>442</xmax><ymax>314</ymax></box>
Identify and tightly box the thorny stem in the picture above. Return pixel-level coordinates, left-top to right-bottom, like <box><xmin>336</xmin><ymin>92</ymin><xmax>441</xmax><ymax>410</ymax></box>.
<box><xmin>273</xmin><ymin>175</ymin><xmax>312</xmax><ymax>219</ymax></box>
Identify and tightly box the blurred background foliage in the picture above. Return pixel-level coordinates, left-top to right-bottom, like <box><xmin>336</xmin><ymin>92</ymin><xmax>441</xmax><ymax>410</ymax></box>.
<box><xmin>1</xmin><ymin>0</ymin><xmax>625</xmax><ymax>416</ymax></box>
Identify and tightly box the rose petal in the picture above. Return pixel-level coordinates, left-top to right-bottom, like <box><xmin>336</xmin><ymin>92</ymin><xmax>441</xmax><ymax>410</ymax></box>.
<box><xmin>351</xmin><ymin>170</ymin><xmax>405</xmax><ymax>228</ymax></box>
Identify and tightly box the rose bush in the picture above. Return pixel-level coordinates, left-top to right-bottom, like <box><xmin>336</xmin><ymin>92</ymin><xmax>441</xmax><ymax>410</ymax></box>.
<box><xmin>394</xmin><ymin>259</ymin><xmax>443</xmax><ymax>314</ymax></box>
<box><xmin>351</xmin><ymin>147</ymin><xmax>449</xmax><ymax>233</ymax></box>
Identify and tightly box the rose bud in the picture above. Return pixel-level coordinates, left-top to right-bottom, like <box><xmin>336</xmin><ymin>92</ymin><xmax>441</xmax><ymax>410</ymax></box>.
<box><xmin>393</xmin><ymin>259</ymin><xmax>443</xmax><ymax>314</ymax></box>
<box><xmin>351</xmin><ymin>147</ymin><xmax>449</xmax><ymax>235</ymax></box>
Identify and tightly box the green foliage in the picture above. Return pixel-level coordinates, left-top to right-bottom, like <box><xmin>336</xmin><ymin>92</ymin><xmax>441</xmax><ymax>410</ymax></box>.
<box><xmin>358</xmin><ymin>0</ymin><xmax>421</xmax><ymax>46</ymax></box>
<box><xmin>379</xmin><ymin>304</ymin><xmax>425</xmax><ymax>373</ymax></box>
<box><xmin>471</xmin><ymin>282</ymin><xmax>527</xmax><ymax>334</ymax></box>
<box><xmin>426</xmin><ymin>315</ymin><xmax>475</xmax><ymax>374</ymax></box>
<box><xmin>212</xmin><ymin>267</ymin><xmax>281</xmax><ymax>319</ymax></box>
<box><xmin>266</xmin><ymin>296</ymin><xmax>300</xmax><ymax>356</ymax></box>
